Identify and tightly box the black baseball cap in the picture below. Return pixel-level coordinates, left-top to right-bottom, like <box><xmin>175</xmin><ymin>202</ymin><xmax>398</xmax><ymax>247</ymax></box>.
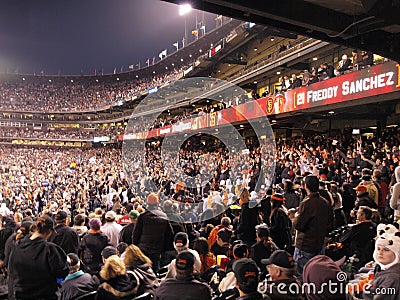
<box><xmin>261</xmin><ymin>250</ymin><xmax>295</xmax><ymax>269</ymax></box>
<box><xmin>233</xmin><ymin>258</ymin><xmax>259</xmax><ymax>285</ymax></box>
<box><xmin>38</xmin><ymin>215</ymin><xmax>56</xmax><ymax>232</ymax></box>
<box><xmin>174</xmin><ymin>232</ymin><xmax>188</xmax><ymax>247</ymax></box>
<box><xmin>176</xmin><ymin>250</ymin><xmax>195</xmax><ymax>271</ymax></box>
<box><xmin>55</xmin><ymin>210</ymin><xmax>68</xmax><ymax>221</ymax></box>
<box><xmin>67</xmin><ymin>253</ymin><xmax>80</xmax><ymax>267</ymax></box>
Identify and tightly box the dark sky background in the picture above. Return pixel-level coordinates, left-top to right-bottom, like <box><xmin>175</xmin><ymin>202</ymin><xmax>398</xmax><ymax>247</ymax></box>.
<box><xmin>0</xmin><ymin>0</ymin><xmax>217</xmax><ymax>75</ymax></box>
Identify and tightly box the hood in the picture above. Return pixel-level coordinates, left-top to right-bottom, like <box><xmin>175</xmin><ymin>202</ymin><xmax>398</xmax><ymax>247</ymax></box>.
<box><xmin>16</xmin><ymin>236</ymin><xmax>47</xmax><ymax>260</ymax></box>
<box><xmin>102</xmin><ymin>273</ymin><xmax>139</xmax><ymax>298</ymax></box>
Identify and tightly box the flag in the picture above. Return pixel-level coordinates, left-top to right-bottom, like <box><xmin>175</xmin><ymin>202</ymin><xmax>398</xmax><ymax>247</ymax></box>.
<box><xmin>215</xmin><ymin>15</ymin><xmax>222</xmax><ymax>22</ymax></box>
<box><xmin>173</xmin><ymin>41</ymin><xmax>179</xmax><ymax>51</ymax></box>
<box><xmin>159</xmin><ymin>49</ymin><xmax>167</xmax><ymax>60</ymax></box>
<box><xmin>93</xmin><ymin>69</ymin><xmax>96</xmax><ymax>76</ymax></box>
<box><xmin>113</xmin><ymin>67</ymin><xmax>116</xmax><ymax>74</ymax></box>
<box><xmin>146</xmin><ymin>58</ymin><xmax>150</xmax><ymax>66</ymax></box>
<box><xmin>135</xmin><ymin>62</ymin><xmax>140</xmax><ymax>69</ymax></box>
<box><xmin>152</xmin><ymin>57</ymin><xmax>155</xmax><ymax>65</ymax></box>
<box><xmin>120</xmin><ymin>66</ymin><xmax>124</xmax><ymax>73</ymax></box>
<box><xmin>192</xmin><ymin>29</ymin><xmax>198</xmax><ymax>37</ymax></box>
<box><xmin>129</xmin><ymin>64</ymin><xmax>134</xmax><ymax>70</ymax></box>
<box><xmin>200</xmin><ymin>25</ymin><xmax>206</xmax><ymax>35</ymax></box>
<box><xmin>182</xmin><ymin>37</ymin><xmax>185</xmax><ymax>48</ymax></box>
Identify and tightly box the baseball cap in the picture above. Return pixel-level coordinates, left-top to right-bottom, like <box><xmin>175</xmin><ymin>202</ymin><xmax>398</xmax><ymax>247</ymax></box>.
<box><xmin>271</xmin><ymin>193</ymin><xmax>285</xmax><ymax>201</ymax></box>
<box><xmin>174</xmin><ymin>232</ymin><xmax>188</xmax><ymax>247</ymax></box>
<box><xmin>67</xmin><ymin>253</ymin><xmax>80</xmax><ymax>267</ymax></box>
<box><xmin>101</xmin><ymin>246</ymin><xmax>117</xmax><ymax>259</ymax></box>
<box><xmin>261</xmin><ymin>250</ymin><xmax>295</xmax><ymax>269</ymax></box>
<box><xmin>175</xmin><ymin>250</ymin><xmax>195</xmax><ymax>271</ymax></box>
<box><xmin>354</xmin><ymin>185</ymin><xmax>367</xmax><ymax>192</ymax></box>
<box><xmin>38</xmin><ymin>215</ymin><xmax>56</xmax><ymax>232</ymax></box>
<box><xmin>233</xmin><ymin>258</ymin><xmax>259</xmax><ymax>285</ymax></box>
<box><xmin>105</xmin><ymin>210</ymin><xmax>117</xmax><ymax>221</ymax></box>
<box><xmin>128</xmin><ymin>210</ymin><xmax>140</xmax><ymax>219</ymax></box>
<box><xmin>55</xmin><ymin>210</ymin><xmax>68</xmax><ymax>221</ymax></box>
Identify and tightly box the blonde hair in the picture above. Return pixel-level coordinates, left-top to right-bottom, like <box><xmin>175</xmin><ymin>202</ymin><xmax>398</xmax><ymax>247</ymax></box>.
<box><xmin>100</xmin><ymin>255</ymin><xmax>126</xmax><ymax>280</ymax></box>
<box><xmin>123</xmin><ymin>244</ymin><xmax>152</xmax><ymax>268</ymax></box>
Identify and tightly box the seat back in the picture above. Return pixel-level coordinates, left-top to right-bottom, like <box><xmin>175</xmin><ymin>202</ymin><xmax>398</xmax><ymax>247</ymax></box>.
<box><xmin>74</xmin><ymin>291</ymin><xmax>97</xmax><ymax>300</ymax></box>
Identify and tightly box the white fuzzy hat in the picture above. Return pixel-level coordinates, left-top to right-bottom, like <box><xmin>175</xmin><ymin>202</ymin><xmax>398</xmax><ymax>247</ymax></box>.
<box><xmin>373</xmin><ymin>224</ymin><xmax>400</xmax><ymax>270</ymax></box>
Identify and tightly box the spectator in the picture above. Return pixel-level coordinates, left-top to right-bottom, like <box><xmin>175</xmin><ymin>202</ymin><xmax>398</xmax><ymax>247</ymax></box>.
<box><xmin>293</xmin><ymin>175</ymin><xmax>333</xmax><ymax>279</ymax></box>
<box><xmin>302</xmin><ymin>255</ymin><xmax>347</xmax><ymax>300</ymax></box>
<box><xmin>123</xmin><ymin>244</ymin><xmax>159</xmax><ymax>295</ymax></box>
<box><xmin>101</xmin><ymin>210</ymin><xmax>123</xmax><ymax>247</ymax></box>
<box><xmin>9</xmin><ymin>215</ymin><xmax>69</xmax><ymax>300</ymax></box>
<box><xmin>73</xmin><ymin>214</ymin><xmax>88</xmax><ymax>238</ymax></box>
<box><xmin>363</xmin><ymin>224</ymin><xmax>400</xmax><ymax>300</ymax></box>
<box><xmin>118</xmin><ymin>210</ymin><xmax>139</xmax><ymax>245</ymax></box>
<box><xmin>260</xmin><ymin>250</ymin><xmax>302</xmax><ymax>299</ymax></box>
<box><xmin>232</xmin><ymin>258</ymin><xmax>266</xmax><ymax>299</ymax></box>
<box><xmin>164</xmin><ymin>232</ymin><xmax>201</xmax><ymax>279</ymax></box>
<box><xmin>250</xmin><ymin>224</ymin><xmax>278</xmax><ymax>269</ymax></box>
<box><xmin>211</xmin><ymin>227</ymin><xmax>232</xmax><ymax>257</ymax></box>
<box><xmin>269</xmin><ymin>193</ymin><xmax>292</xmax><ymax>252</ymax></box>
<box><xmin>390</xmin><ymin>166</ymin><xmax>400</xmax><ymax>222</ymax></box>
<box><xmin>3</xmin><ymin>220</ymin><xmax>33</xmax><ymax>300</ymax></box>
<box><xmin>154</xmin><ymin>250</ymin><xmax>212</xmax><ymax>300</ymax></box>
<box><xmin>59</xmin><ymin>253</ymin><xmax>99</xmax><ymax>300</ymax></box>
<box><xmin>96</xmin><ymin>255</ymin><xmax>141</xmax><ymax>300</ymax></box>
<box><xmin>50</xmin><ymin>210</ymin><xmax>80</xmax><ymax>254</ymax></box>
<box><xmin>193</xmin><ymin>237</ymin><xmax>216</xmax><ymax>273</ymax></box>
<box><xmin>335</xmin><ymin>54</ymin><xmax>352</xmax><ymax>75</ymax></box>
<box><xmin>339</xmin><ymin>206</ymin><xmax>376</xmax><ymax>270</ymax></box>
<box><xmin>133</xmin><ymin>193</ymin><xmax>175</xmax><ymax>272</ymax></box>
<box><xmin>236</xmin><ymin>189</ymin><xmax>259</xmax><ymax>247</ymax></box>
<box><xmin>79</xmin><ymin>218</ymin><xmax>111</xmax><ymax>275</ymax></box>
<box><xmin>351</xmin><ymin>185</ymin><xmax>377</xmax><ymax>216</ymax></box>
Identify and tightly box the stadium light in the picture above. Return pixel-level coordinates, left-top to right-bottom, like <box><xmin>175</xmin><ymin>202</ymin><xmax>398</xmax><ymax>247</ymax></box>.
<box><xmin>179</xmin><ymin>4</ymin><xmax>192</xmax><ymax>16</ymax></box>
<box><xmin>180</xmin><ymin>4</ymin><xmax>192</xmax><ymax>47</ymax></box>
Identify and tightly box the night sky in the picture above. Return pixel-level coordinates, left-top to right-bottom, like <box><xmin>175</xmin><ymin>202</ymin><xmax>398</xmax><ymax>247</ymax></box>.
<box><xmin>0</xmin><ymin>0</ymin><xmax>217</xmax><ymax>75</ymax></box>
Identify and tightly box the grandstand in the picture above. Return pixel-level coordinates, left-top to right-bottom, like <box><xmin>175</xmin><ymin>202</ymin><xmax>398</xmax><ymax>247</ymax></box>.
<box><xmin>0</xmin><ymin>2</ymin><xmax>400</xmax><ymax>300</ymax></box>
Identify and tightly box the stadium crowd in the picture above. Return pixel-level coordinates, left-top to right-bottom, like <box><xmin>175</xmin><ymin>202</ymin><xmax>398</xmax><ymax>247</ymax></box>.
<box><xmin>0</xmin><ymin>68</ymin><xmax>184</xmax><ymax>112</ymax></box>
<box><xmin>0</xmin><ymin>124</ymin><xmax>398</xmax><ymax>299</ymax></box>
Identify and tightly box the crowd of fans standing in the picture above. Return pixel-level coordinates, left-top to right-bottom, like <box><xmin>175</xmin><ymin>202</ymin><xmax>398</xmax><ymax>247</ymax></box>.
<box><xmin>0</xmin><ymin>124</ymin><xmax>398</xmax><ymax>299</ymax></box>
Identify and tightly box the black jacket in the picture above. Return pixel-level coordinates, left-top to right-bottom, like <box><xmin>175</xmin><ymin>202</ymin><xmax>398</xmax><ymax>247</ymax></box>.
<box><xmin>237</xmin><ymin>202</ymin><xmax>259</xmax><ymax>245</ymax></box>
<box><xmin>118</xmin><ymin>223</ymin><xmax>135</xmax><ymax>245</ymax></box>
<box><xmin>250</xmin><ymin>240</ymin><xmax>279</xmax><ymax>269</ymax></box>
<box><xmin>9</xmin><ymin>236</ymin><xmax>69</xmax><ymax>300</ymax></box>
<box><xmin>50</xmin><ymin>224</ymin><xmax>80</xmax><ymax>254</ymax></box>
<box><xmin>154</xmin><ymin>277</ymin><xmax>212</xmax><ymax>300</ymax></box>
<box><xmin>133</xmin><ymin>208</ymin><xmax>174</xmax><ymax>256</ymax></box>
<box><xmin>340</xmin><ymin>221</ymin><xmax>376</xmax><ymax>268</ymax></box>
<box><xmin>95</xmin><ymin>271</ymin><xmax>140</xmax><ymax>300</ymax></box>
<box><xmin>59</xmin><ymin>271</ymin><xmax>99</xmax><ymax>300</ymax></box>
<box><xmin>270</xmin><ymin>208</ymin><xmax>292</xmax><ymax>250</ymax></box>
<box><xmin>79</xmin><ymin>231</ymin><xmax>111</xmax><ymax>275</ymax></box>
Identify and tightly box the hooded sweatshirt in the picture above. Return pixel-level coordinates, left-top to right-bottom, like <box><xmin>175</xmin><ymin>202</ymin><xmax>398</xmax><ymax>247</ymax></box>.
<box><xmin>390</xmin><ymin>166</ymin><xmax>400</xmax><ymax>221</ymax></box>
<box><xmin>9</xmin><ymin>236</ymin><xmax>69</xmax><ymax>300</ymax></box>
